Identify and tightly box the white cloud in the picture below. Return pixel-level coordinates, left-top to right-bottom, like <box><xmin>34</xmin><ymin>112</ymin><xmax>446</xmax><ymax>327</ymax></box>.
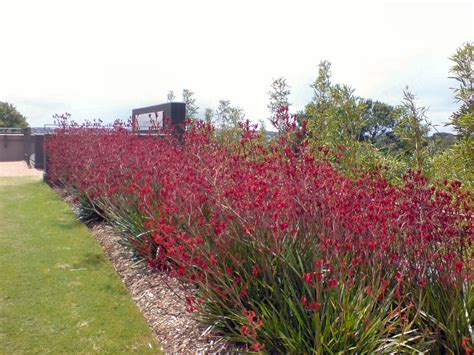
<box><xmin>0</xmin><ymin>0</ymin><xmax>472</xmax><ymax>130</ymax></box>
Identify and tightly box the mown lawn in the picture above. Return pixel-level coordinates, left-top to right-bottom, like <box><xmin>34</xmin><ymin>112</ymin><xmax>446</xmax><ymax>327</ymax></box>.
<box><xmin>0</xmin><ymin>177</ymin><xmax>161</xmax><ymax>353</ymax></box>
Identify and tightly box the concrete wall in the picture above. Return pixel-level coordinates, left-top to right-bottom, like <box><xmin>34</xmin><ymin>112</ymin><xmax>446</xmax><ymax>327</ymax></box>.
<box><xmin>0</xmin><ymin>132</ymin><xmax>44</xmax><ymax>169</ymax></box>
<box><xmin>0</xmin><ymin>134</ymin><xmax>33</xmax><ymax>161</ymax></box>
<box><xmin>32</xmin><ymin>135</ymin><xmax>45</xmax><ymax>169</ymax></box>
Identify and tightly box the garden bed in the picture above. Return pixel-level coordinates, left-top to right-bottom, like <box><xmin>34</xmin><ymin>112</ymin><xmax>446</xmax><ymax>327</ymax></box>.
<box><xmin>44</xmin><ymin>120</ymin><xmax>473</xmax><ymax>353</ymax></box>
<box><xmin>56</xmin><ymin>187</ymin><xmax>235</xmax><ymax>353</ymax></box>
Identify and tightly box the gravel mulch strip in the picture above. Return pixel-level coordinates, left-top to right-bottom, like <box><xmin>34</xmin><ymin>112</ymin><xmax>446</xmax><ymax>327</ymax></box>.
<box><xmin>55</xmin><ymin>188</ymin><xmax>237</xmax><ymax>354</ymax></box>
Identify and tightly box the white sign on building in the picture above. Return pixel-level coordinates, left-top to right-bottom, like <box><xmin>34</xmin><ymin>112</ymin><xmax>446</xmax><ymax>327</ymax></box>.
<box><xmin>135</xmin><ymin>111</ymin><xmax>164</xmax><ymax>130</ymax></box>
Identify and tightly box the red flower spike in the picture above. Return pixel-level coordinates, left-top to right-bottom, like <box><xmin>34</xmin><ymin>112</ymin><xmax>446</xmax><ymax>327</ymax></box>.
<box><xmin>252</xmin><ymin>264</ymin><xmax>260</xmax><ymax>278</ymax></box>
<box><xmin>327</xmin><ymin>279</ymin><xmax>338</xmax><ymax>289</ymax></box>
<box><xmin>250</xmin><ymin>343</ymin><xmax>265</xmax><ymax>352</ymax></box>
<box><xmin>310</xmin><ymin>302</ymin><xmax>321</xmax><ymax>312</ymax></box>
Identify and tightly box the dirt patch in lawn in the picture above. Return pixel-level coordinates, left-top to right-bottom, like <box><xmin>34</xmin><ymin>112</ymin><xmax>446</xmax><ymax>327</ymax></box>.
<box><xmin>56</xmin><ymin>188</ymin><xmax>237</xmax><ymax>353</ymax></box>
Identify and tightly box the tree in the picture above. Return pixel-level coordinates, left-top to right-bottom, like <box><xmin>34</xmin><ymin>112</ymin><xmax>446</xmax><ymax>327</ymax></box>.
<box><xmin>303</xmin><ymin>61</ymin><xmax>406</xmax><ymax>178</ymax></box>
<box><xmin>267</xmin><ymin>77</ymin><xmax>291</xmax><ymax>131</ymax></box>
<box><xmin>204</xmin><ymin>108</ymin><xmax>214</xmax><ymax>124</ymax></box>
<box><xmin>431</xmin><ymin>42</ymin><xmax>473</xmax><ymax>185</ymax></box>
<box><xmin>215</xmin><ymin>100</ymin><xmax>231</xmax><ymax>127</ymax></box>
<box><xmin>167</xmin><ymin>90</ymin><xmax>176</xmax><ymax>102</ymax></box>
<box><xmin>394</xmin><ymin>88</ymin><xmax>432</xmax><ymax>172</ymax></box>
<box><xmin>258</xmin><ymin>119</ymin><xmax>267</xmax><ymax>136</ymax></box>
<box><xmin>213</xmin><ymin>100</ymin><xmax>246</xmax><ymax>148</ymax></box>
<box><xmin>448</xmin><ymin>42</ymin><xmax>473</xmax><ymax>139</ymax></box>
<box><xmin>0</xmin><ymin>102</ymin><xmax>28</xmax><ymax>128</ymax></box>
<box><xmin>215</xmin><ymin>100</ymin><xmax>245</xmax><ymax>129</ymax></box>
<box><xmin>182</xmin><ymin>89</ymin><xmax>199</xmax><ymax>120</ymax></box>
<box><xmin>360</xmin><ymin>99</ymin><xmax>397</xmax><ymax>143</ymax></box>
<box><xmin>429</xmin><ymin>132</ymin><xmax>457</xmax><ymax>155</ymax></box>
<box><xmin>309</xmin><ymin>60</ymin><xmax>332</xmax><ymax>117</ymax></box>
<box><xmin>305</xmin><ymin>61</ymin><xmax>366</xmax><ymax>147</ymax></box>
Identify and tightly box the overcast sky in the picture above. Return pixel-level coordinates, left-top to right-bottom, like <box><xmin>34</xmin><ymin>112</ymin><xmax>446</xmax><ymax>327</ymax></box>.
<box><xmin>1</xmin><ymin>0</ymin><xmax>473</xmax><ymax>131</ymax></box>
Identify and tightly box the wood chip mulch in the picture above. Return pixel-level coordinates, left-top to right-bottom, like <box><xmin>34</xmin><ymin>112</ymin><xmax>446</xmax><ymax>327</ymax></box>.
<box><xmin>55</xmin><ymin>188</ymin><xmax>238</xmax><ymax>354</ymax></box>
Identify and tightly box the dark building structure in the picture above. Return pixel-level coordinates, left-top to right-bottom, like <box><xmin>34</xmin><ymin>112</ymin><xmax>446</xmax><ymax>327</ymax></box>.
<box><xmin>132</xmin><ymin>102</ymin><xmax>185</xmax><ymax>135</ymax></box>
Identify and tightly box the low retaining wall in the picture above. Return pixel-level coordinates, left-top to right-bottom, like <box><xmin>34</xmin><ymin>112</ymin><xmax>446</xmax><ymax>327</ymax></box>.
<box><xmin>0</xmin><ymin>134</ymin><xmax>31</xmax><ymax>161</ymax></box>
<box><xmin>0</xmin><ymin>131</ymin><xmax>45</xmax><ymax>169</ymax></box>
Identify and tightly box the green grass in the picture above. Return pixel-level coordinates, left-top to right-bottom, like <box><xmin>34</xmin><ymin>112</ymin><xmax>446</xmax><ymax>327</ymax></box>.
<box><xmin>0</xmin><ymin>177</ymin><xmax>161</xmax><ymax>354</ymax></box>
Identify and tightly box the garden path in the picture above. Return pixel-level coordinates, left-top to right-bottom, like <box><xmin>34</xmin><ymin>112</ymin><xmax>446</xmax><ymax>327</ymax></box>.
<box><xmin>0</xmin><ymin>161</ymin><xmax>43</xmax><ymax>177</ymax></box>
